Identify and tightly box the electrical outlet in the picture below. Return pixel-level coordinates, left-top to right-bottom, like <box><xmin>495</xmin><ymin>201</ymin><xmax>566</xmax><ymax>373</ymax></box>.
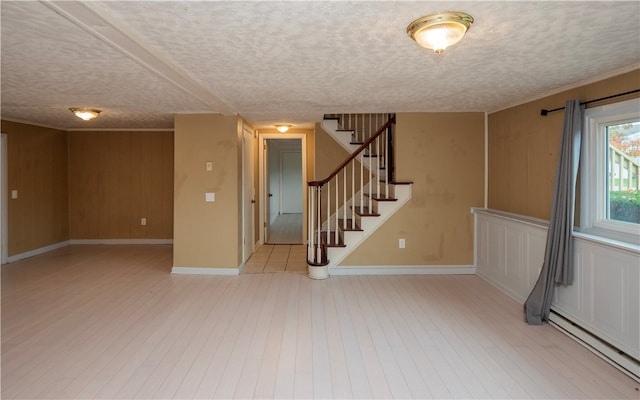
<box><xmin>141</xmin><ymin>218</ymin><xmax>147</xmax><ymax>226</ymax></box>
<box><xmin>399</xmin><ymin>238</ymin><xmax>405</xmax><ymax>248</ymax></box>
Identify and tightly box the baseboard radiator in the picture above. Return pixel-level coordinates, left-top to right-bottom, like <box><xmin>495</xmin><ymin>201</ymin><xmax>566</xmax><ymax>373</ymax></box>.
<box><xmin>549</xmin><ymin>310</ymin><xmax>639</xmax><ymax>382</ymax></box>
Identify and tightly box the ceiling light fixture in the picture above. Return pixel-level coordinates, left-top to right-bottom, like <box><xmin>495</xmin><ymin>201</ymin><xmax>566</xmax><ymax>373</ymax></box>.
<box><xmin>407</xmin><ymin>11</ymin><xmax>474</xmax><ymax>54</ymax></box>
<box><xmin>70</xmin><ymin>107</ymin><xmax>101</xmax><ymax>121</ymax></box>
<box><xmin>275</xmin><ymin>124</ymin><xmax>292</xmax><ymax>133</ymax></box>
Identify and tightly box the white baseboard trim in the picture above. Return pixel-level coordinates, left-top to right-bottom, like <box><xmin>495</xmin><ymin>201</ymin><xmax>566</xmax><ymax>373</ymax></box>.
<box><xmin>70</xmin><ymin>239</ymin><xmax>173</xmax><ymax>245</ymax></box>
<box><xmin>7</xmin><ymin>240</ymin><xmax>71</xmax><ymax>263</ymax></box>
<box><xmin>329</xmin><ymin>265</ymin><xmax>476</xmax><ymax>276</ymax></box>
<box><xmin>171</xmin><ymin>266</ymin><xmax>239</xmax><ymax>276</ymax></box>
<box><xmin>549</xmin><ymin>310</ymin><xmax>640</xmax><ymax>383</ymax></box>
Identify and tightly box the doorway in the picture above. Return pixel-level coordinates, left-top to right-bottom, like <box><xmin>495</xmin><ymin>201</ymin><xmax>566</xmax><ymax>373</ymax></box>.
<box><xmin>258</xmin><ymin>134</ymin><xmax>307</xmax><ymax>245</ymax></box>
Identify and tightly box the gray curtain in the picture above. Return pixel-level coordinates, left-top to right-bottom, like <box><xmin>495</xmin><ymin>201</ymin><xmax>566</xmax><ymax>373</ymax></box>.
<box><xmin>524</xmin><ymin>99</ymin><xmax>583</xmax><ymax>325</ymax></box>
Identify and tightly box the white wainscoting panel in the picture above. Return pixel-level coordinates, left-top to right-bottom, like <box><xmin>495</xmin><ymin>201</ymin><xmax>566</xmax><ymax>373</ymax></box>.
<box><xmin>474</xmin><ymin>208</ymin><xmax>547</xmax><ymax>303</ymax></box>
<box><xmin>553</xmin><ymin>235</ymin><xmax>639</xmax><ymax>360</ymax></box>
<box><xmin>473</xmin><ymin>208</ymin><xmax>640</xmax><ymax>365</ymax></box>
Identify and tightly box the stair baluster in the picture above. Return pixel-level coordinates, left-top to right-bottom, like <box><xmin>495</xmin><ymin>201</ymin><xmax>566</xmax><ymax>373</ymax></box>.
<box><xmin>307</xmin><ymin>114</ymin><xmax>396</xmax><ymax>274</ymax></box>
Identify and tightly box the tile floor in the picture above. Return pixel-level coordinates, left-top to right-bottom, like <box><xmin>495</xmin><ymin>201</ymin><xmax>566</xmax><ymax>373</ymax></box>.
<box><xmin>242</xmin><ymin>244</ymin><xmax>307</xmax><ymax>274</ymax></box>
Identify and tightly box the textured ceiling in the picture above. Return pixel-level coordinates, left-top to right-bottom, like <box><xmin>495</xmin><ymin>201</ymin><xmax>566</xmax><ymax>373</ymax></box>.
<box><xmin>2</xmin><ymin>1</ymin><xmax>639</xmax><ymax>130</ymax></box>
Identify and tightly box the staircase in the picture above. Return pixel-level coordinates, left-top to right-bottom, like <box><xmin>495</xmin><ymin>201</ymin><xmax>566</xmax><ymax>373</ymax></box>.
<box><xmin>307</xmin><ymin>113</ymin><xmax>412</xmax><ymax>279</ymax></box>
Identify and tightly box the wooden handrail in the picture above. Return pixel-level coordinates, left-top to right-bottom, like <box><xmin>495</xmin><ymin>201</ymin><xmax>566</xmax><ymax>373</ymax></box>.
<box><xmin>308</xmin><ymin>115</ymin><xmax>395</xmax><ymax>187</ymax></box>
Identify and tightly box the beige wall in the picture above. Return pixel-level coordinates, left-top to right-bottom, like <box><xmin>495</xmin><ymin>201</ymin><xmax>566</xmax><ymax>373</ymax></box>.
<box><xmin>340</xmin><ymin>112</ymin><xmax>485</xmax><ymax>265</ymax></box>
<box><xmin>312</xmin><ymin>123</ymin><xmax>350</xmax><ymax>181</ymax></box>
<box><xmin>1</xmin><ymin>120</ymin><xmax>69</xmax><ymax>256</ymax></box>
<box><xmin>174</xmin><ymin>114</ymin><xmax>240</xmax><ymax>268</ymax></box>
<box><xmin>488</xmin><ymin>69</ymin><xmax>640</xmax><ymax>220</ymax></box>
<box><xmin>68</xmin><ymin>131</ymin><xmax>173</xmax><ymax>239</ymax></box>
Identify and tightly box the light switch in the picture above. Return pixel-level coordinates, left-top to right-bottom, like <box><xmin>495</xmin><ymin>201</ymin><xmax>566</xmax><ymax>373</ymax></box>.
<box><xmin>205</xmin><ymin>192</ymin><xmax>215</xmax><ymax>202</ymax></box>
<box><xmin>206</xmin><ymin>161</ymin><xmax>213</xmax><ymax>171</ymax></box>
<box><xmin>11</xmin><ymin>190</ymin><xmax>17</xmax><ymax>199</ymax></box>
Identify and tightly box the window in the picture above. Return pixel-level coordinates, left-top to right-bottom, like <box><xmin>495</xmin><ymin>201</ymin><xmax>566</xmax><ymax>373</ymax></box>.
<box><xmin>581</xmin><ymin>97</ymin><xmax>640</xmax><ymax>244</ymax></box>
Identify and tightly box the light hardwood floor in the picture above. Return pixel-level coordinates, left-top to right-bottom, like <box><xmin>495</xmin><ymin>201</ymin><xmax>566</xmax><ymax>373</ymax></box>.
<box><xmin>2</xmin><ymin>245</ymin><xmax>638</xmax><ymax>399</ymax></box>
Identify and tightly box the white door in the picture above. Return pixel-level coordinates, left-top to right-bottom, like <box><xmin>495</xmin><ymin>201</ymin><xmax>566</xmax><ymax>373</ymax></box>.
<box><xmin>264</xmin><ymin>141</ymin><xmax>271</xmax><ymax>242</ymax></box>
<box><xmin>267</xmin><ymin>141</ymin><xmax>280</xmax><ymax>223</ymax></box>
<box><xmin>242</xmin><ymin>127</ymin><xmax>255</xmax><ymax>263</ymax></box>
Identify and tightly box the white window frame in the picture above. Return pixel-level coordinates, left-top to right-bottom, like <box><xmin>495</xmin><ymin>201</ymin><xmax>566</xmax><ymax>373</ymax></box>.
<box><xmin>580</xmin><ymin>97</ymin><xmax>640</xmax><ymax>245</ymax></box>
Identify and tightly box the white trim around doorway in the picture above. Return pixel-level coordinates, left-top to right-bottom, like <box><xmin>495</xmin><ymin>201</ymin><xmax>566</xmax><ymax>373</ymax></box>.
<box><xmin>258</xmin><ymin>133</ymin><xmax>307</xmax><ymax>246</ymax></box>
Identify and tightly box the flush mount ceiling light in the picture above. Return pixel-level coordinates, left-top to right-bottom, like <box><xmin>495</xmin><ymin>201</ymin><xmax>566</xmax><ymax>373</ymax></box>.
<box><xmin>275</xmin><ymin>124</ymin><xmax>292</xmax><ymax>133</ymax></box>
<box><xmin>407</xmin><ymin>11</ymin><xmax>474</xmax><ymax>54</ymax></box>
<box><xmin>70</xmin><ymin>107</ymin><xmax>101</xmax><ymax>121</ymax></box>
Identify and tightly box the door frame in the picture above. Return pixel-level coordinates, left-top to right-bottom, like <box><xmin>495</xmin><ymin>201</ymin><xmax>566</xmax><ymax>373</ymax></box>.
<box><xmin>258</xmin><ymin>133</ymin><xmax>307</xmax><ymax>245</ymax></box>
<box><xmin>242</xmin><ymin>125</ymin><xmax>256</xmax><ymax>263</ymax></box>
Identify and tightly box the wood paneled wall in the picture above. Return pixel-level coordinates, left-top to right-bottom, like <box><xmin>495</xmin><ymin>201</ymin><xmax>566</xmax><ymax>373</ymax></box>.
<box><xmin>1</xmin><ymin>121</ymin><xmax>69</xmax><ymax>256</ymax></box>
<box><xmin>488</xmin><ymin>69</ymin><xmax>640</xmax><ymax>220</ymax></box>
<box><xmin>68</xmin><ymin>131</ymin><xmax>173</xmax><ymax>239</ymax></box>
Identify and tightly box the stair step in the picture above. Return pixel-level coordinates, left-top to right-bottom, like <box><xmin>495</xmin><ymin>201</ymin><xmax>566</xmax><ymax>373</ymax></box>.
<box><xmin>338</xmin><ymin>218</ymin><xmax>362</xmax><ymax>231</ymax></box>
<box><xmin>321</xmin><ymin>231</ymin><xmax>346</xmax><ymax>247</ymax></box>
<box><xmin>351</xmin><ymin>206</ymin><xmax>380</xmax><ymax>217</ymax></box>
<box><xmin>380</xmin><ymin>180</ymin><xmax>413</xmax><ymax>185</ymax></box>
<box><xmin>364</xmin><ymin>193</ymin><xmax>398</xmax><ymax>202</ymax></box>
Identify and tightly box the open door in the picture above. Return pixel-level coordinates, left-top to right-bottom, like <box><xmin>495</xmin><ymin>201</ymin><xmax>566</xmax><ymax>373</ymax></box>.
<box><xmin>242</xmin><ymin>127</ymin><xmax>255</xmax><ymax>263</ymax></box>
<box><xmin>263</xmin><ymin>140</ymin><xmax>270</xmax><ymax>242</ymax></box>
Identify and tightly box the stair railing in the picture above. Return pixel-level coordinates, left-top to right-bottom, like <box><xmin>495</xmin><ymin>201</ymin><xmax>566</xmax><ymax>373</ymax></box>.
<box><xmin>307</xmin><ymin>114</ymin><xmax>395</xmax><ymax>266</ymax></box>
<box><xmin>324</xmin><ymin>113</ymin><xmax>391</xmax><ymax>144</ymax></box>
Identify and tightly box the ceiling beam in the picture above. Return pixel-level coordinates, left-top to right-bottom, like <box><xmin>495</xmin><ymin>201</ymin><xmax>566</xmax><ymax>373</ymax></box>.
<box><xmin>40</xmin><ymin>0</ymin><xmax>236</xmax><ymax>116</ymax></box>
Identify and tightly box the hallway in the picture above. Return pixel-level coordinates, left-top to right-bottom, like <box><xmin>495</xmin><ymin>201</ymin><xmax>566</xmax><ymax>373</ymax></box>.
<box><xmin>266</xmin><ymin>213</ymin><xmax>302</xmax><ymax>244</ymax></box>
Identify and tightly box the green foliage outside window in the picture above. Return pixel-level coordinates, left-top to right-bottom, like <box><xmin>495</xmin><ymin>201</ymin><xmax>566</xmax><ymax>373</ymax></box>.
<box><xmin>609</xmin><ymin>190</ymin><xmax>640</xmax><ymax>224</ymax></box>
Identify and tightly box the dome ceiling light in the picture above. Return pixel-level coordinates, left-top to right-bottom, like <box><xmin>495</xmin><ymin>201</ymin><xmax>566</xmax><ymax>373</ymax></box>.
<box><xmin>275</xmin><ymin>124</ymin><xmax>292</xmax><ymax>133</ymax></box>
<box><xmin>407</xmin><ymin>11</ymin><xmax>474</xmax><ymax>54</ymax></box>
<box><xmin>70</xmin><ymin>107</ymin><xmax>101</xmax><ymax>121</ymax></box>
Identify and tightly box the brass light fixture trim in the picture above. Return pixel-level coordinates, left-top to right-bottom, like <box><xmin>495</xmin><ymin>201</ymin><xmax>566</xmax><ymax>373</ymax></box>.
<box><xmin>275</xmin><ymin>124</ymin><xmax>292</xmax><ymax>133</ymax></box>
<box><xmin>407</xmin><ymin>11</ymin><xmax>474</xmax><ymax>54</ymax></box>
<box><xmin>70</xmin><ymin>107</ymin><xmax>101</xmax><ymax>121</ymax></box>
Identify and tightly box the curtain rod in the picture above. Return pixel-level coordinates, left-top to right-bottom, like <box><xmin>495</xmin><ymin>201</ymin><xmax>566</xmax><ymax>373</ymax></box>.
<box><xmin>540</xmin><ymin>88</ymin><xmax>640</xmax><ymax>116</ymax></box>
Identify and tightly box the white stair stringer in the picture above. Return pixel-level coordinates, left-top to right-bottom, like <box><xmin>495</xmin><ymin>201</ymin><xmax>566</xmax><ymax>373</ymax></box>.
<box><xmin>325</xmin><ymin>183</ymin><xmax>412</xmax><ymax>273</ymax></box>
